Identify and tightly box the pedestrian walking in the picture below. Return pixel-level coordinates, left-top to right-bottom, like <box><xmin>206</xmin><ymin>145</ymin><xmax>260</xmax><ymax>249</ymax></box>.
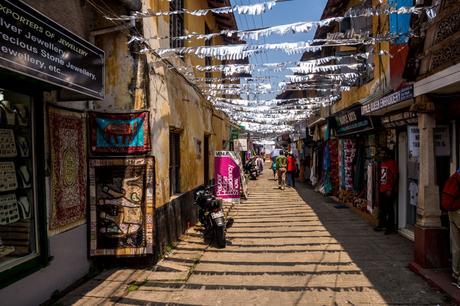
<box><xmin>441</xmin><ymin>168</ymin><xmax>460</xmax><ymax>288</ymax></box>
<box><xmin>287</xmin><ymin>153</ymin><xmax>296</xmax><ymax>187</ymax></box>
<box><xmin>271</xmin><ymin>155</ymin><xmax>277</xmax><ymax>180</ymax></box>
<box><xmin>276</xmin><ymin>151</ymin><xmax>288</xmax><ymax>189</ymax></box>
<box><xmin>374</xmin><ymin>148</ymin><xmax>398</xmax><ymax>235</ymax></box>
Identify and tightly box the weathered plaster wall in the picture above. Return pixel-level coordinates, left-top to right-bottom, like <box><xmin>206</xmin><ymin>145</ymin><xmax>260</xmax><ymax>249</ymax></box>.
<box><xmin>331</xmin><ymin>0</ymin><xmax>391</xmax><ymax>114</ymax></box>
<box><xmin>143</xmin><ymin>0</ymin><xmax>231</xmax><ymax>208</ymax></box>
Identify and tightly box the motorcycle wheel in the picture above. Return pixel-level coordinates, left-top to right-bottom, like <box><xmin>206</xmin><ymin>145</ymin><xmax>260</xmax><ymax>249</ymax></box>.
<box><xmin>214</xmin><ymin>226</ymin><xmax>226</xmax><ymax>248</ymax></box>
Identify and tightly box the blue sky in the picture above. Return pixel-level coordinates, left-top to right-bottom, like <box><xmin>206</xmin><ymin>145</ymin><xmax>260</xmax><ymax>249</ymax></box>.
<box><xmin>230</xmin><ymin>0</ymin><xmax>328</xmax><ymax>99</ymax></box>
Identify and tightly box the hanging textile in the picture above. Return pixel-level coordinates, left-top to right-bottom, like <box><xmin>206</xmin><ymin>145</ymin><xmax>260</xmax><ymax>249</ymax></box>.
<box><xmin>48</xmin><ymin>106</ymin><xmax>87</xmax><ymax>235</ymax></box>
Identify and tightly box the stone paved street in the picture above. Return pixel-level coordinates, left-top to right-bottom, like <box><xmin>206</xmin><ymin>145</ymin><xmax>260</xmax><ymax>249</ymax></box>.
<box><xmin>59</xmin><ymin>168</ymin><xmax>452</xmax><ymax>305</ymax></box>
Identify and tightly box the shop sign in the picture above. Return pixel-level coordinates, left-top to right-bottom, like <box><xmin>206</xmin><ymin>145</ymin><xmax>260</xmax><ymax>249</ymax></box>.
<box><xmin>362</xmin><ymin>86</ymin><xmax>413</xmax><ymax>115</ymax></box>
<box><xmin>0</xmin><ymin>0</ymin><xmax>104</xmax><ymax>99</ymax></box>
<box><xmin>214</xmin><ymin>151</ymin><xmax>241</xmax><ymax>201</ymax></box>
<box><xmin>408</xmin><ymin>125</ymin><xmax>450</xmax><ymax>157</ymax></box>
<box><xmin>233</xmin><ymin>138</ymin><xmax>248</xmax><ymax>151</ymax></box>
<box><xmin>381</xmin><ymin>111</ymin><xmax>417</xmax><ymax>128</ymax></box>
<box><xmin>335</xmin><ymin>107</ymin><xmax>374</xmax><ymax>136</ymax></box>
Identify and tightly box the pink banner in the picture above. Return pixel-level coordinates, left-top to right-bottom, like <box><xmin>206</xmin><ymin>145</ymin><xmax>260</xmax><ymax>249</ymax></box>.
<box><xmin>214</xmin><ymin>152</ymin><xmax>241</xmax><ymax>200</ymax></box>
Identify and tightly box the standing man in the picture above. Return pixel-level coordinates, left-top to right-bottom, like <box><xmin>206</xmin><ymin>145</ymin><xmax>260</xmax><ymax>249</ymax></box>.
<box><xmin>441</xmin><ymin>168</ymin><xmax>460</xmax><ymax>287</ymax></box>
<box><xmin>287</xmin><ymin>153</ymin><xmax>296</xmax><ymax>187</ymax></box>
<box><xmin>374</xmin><ymin>149</ymin><xmax>398</xmax><ymax>235</ymax></box>
<box><xmin>276</xmin><ymin>151</ymin><xmax>288</xmax><ymax>190</ymax></box>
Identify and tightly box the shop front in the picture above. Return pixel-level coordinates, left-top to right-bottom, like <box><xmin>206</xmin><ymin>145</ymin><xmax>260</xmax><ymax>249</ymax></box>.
<box><xmin>0</xmin><ymin>0</ymin><xmax>104</xmax><ymax>301</ymax></box>
<box><xmin>334</xmin><ymin>105</ymin><xmax>380</xmax><ymax>215</ymax></box>
<box><xmin>362</xmin><ymin>86</ymin><xmax>422</xmax><ymax>239</ymax></box>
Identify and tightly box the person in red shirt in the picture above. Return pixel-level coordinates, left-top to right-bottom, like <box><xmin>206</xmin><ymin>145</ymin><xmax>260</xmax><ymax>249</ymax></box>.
<box><xmin>374</xmin><ymin>148</ymin><xmax>398</xmax><ymax>235</ymax></box>
<box><xmin>442</xmin><ymin>168</ymin><xmax>460</xmax><ymax>286</ymax></box>
<box><xmin>287</xmin><ymin>153</ymin><xmax>296</xmax><ymax>187</ymax></box>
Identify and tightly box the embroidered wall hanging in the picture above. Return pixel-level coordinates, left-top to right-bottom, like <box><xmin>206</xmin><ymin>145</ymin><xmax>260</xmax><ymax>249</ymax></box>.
<box><xmin>89</xmin><ymin>112</ymin><xmax>151</xmax><ymax>155</ymax></box>
<box><xmin>48</xmin><ymin>106</ymin><xmax>87</xmax><ymax>235</ymax></box>
<box><xmin>89</xmin><ymin>157</ymin><xmax>154</xmax><ymax>257</ymax></box>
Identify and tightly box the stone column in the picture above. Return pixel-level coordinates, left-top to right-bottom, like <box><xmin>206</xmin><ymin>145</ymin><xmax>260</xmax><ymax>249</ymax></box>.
<box><xmin>412</xmin><ymin>95</ymin><xmax>449</xmax><ymax>268</ymax></box>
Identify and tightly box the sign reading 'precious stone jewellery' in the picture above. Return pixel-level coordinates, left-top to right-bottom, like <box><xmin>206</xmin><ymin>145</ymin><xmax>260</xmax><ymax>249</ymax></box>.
<box><xmin>0</xmin><ymin>0</ymin><xmax>104</xmax><ymax>99</ymax></box>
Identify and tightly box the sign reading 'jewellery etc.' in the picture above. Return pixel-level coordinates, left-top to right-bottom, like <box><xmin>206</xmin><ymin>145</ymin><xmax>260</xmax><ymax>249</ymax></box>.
<box><xmin>361</xmin><ymin>86</ymin><xmax>413</xmax><ymax>115</ymax></box>
<box><xmin>0</xmin><ymin>0</ymin><xmax>104</xmax><ymax>99</ymax></box>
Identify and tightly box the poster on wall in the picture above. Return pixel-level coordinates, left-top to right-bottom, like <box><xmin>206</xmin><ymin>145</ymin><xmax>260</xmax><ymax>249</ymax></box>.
<box><xmin>215</xmin><ymin>151</ymin><xmax>241</xmax><ymax>202</ymax></box>
<box><xmin>233</xmin><ymin>138</ymin><xmax>248</xmax><ymax>151</ymax></box>
<box><xmin>48</xmin><ymin>106</ymin><xmax>87</xmax><ymax>235</ymax></box>
<box><xmin>408</xmin><ymin>125</ymin><xmax>450</xmax><ymax>158</ymax></box>
<box><xmin>89</xmin><ymin>158</ymin><xmax>154</xmax><ymax>256</ymax></box>
<box><xmin>89</xmin><ymin>112</ymin><xmax>151</xmax><ymax>155</ymax></box>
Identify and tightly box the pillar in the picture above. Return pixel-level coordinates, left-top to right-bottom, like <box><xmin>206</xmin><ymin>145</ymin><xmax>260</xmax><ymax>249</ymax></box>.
<box><xmin>413</xmin><ymin>96</ymin><xmax>449</xmax><ymax>268</ymax></box>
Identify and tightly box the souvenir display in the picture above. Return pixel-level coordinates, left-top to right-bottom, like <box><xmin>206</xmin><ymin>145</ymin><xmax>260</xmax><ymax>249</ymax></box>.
<box><xmin>89</xmin><ymin>157</ymin><xmax>154</xmax><ymax>256</ymax></box>
<box><xmin>0</xmin><ymin>194</ymin><xmax>20</xmax><ymax>225</ymax></box>
<box><xmin>16</xmin><ymin>136</ymin><xmax>29</xmax><ymax>158</ymax></box>
<box><xmin>17</xmin><ymin>196</ymin><xmax>31</xmax><ymax>220</ymax></box>
<box><xmin>0</xmin><ymin>162</ymin><xmax>18</xmax><ymax>192</ymax></box>
<box><xmin>48</xmin><ymin>106</ymin><xmax>87</xmax><ymax>234</ymax></box>
<box><xmin>0</xmin><ymin>237</ymin><xmax>15</xmax><ymax>258</ymax></box>
<box><xmin>89</xmin><ymin>111</ymin><xmax>151</xmax><ymax>155</ymax></box>
<box><xmin>0</xmin><ymin>101</ymin><xmax>16</xmax><ymax>125</ymax></box>
<box><xmin>18</xmin><ymin>165</ymin><xmax>31</xmax><ymax>189</ymax></box>
<box><xmin>0</xmin><ymin>129</ymin><xmax>17</xmax><ymax>158</ymax></box>
<box><xmin>14</xmin><ymin>104</ymin><xmax>29</xmax><ymax>126</ymax></box>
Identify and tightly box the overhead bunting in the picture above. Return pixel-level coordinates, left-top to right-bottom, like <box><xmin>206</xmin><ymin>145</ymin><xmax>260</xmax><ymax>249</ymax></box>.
<box><xmin>107</xmin><ymin>0</ymin><xmax>281</xmax><ymax>20</ymax></box>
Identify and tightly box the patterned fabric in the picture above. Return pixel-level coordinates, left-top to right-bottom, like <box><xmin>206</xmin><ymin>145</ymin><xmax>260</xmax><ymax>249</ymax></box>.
<box><xmin>49</xmin><ymin>107</ymin><xmax>87</xmax><ymax>235</ymax></box>
<box><xmin>89</xmin><ymin>112</ymin><xmax>151</xmax><ymax>154</ymax></box>
<box><xmin>89</xmin><ymin>158</ymin><xmax>154</xmax><ymax>256</ymax></box>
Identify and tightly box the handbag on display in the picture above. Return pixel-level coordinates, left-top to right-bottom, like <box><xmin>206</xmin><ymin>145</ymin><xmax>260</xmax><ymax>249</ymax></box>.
<box><xmin>0</xmin><ymin>101</ymin><xmax>16</xmax><ymax>125</ymax></box>
<box><xmin>0</xmin><ymin>193</ymin><xmax>20</xmax><ymax>225</ymax></box>
<box><xmin>0</xmin><ymin>162</ymin><xmax>18</xmax><ymax>192</ymax></box>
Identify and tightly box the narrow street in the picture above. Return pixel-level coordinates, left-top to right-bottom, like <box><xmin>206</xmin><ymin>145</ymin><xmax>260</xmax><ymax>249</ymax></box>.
<box><xmin>60</xmin><ymin>167</ymin><xmax>451</xmax><ymax>305</ymax></box>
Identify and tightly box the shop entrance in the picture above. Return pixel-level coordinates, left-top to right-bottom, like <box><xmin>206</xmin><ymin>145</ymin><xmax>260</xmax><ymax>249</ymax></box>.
<box><xmin>397</xmin><ymin>130</ymin><xmax>418</xmax><ymax>239</ymax></box>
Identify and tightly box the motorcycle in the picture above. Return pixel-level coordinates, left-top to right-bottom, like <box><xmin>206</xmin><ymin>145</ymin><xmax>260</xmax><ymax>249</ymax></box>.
<box><xmin>244</xmin><ymin>158</ymin><xmax>258</xmax><ymax>180</ymax></box>
<box><xmin>194</xmin><ymin>185</ymin><xmax>234</xmax><ymax>248</ymax></box>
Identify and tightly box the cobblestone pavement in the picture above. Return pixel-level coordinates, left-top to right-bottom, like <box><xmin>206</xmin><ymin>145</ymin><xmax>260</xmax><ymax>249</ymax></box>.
<box><xmin>59</xmin><ymin>167</ymin><xmax>453</xmax><ymax>305</ymax></box>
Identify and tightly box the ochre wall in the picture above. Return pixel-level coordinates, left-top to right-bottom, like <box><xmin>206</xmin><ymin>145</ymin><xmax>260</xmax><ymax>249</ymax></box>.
<box><xmin>331</xmin><ymin>0</ymin><xmax>391</xmax><ymax>114</ymax></box>
<box><xmin>144</xmin><ymin>0</ymin><xmax>231</xmax><ymax>208</ymax></box>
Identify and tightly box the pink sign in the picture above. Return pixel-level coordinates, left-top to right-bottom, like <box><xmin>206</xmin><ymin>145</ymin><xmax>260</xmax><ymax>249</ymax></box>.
<box><xmin>214</xmin><ymin>152</ymin><xmax>241</xmax><ymax>200</ymax></box>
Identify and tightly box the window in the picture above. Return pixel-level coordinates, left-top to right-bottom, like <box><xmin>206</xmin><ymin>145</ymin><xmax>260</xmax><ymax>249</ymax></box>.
<box><xmin>0</xmin><ymin>89</ymin><xmax>38</xmax><ymax>273</ymax></box>
<box><xmin>205</xmin><ymin>24</ymin><xmax>212</xmax><ymax>84</ymax></box>
<box><xmin>169</xmin><ymin>131</ymin><xmax>180</xmax><ymax>195</ymax></box>
<box><xmin>169</xmin><ymin>0</ymin><xmax>184</xmax><ymax>49</ymax></box>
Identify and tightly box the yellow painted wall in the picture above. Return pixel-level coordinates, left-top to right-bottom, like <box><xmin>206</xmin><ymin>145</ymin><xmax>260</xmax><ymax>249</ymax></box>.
<box><xmin>331</xmin><ymin>0</ymin><xmax>391</xmax><ymax>114</ymax></box>
<box><xmin>144</xmin><ymin>0</ymin><xmax>231</xmax><ymax>208</ymax></box>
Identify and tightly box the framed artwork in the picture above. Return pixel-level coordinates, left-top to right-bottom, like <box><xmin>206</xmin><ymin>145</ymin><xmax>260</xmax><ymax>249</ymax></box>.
<box><xmin>89</xmin><ymin>157</ymin><xmax>154</xmax><ymax>256</ymax></box>
<box><xmin>89</xmin><ymin>111</ymin><xmax>151</xmax><ymax>155</ymax></box>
